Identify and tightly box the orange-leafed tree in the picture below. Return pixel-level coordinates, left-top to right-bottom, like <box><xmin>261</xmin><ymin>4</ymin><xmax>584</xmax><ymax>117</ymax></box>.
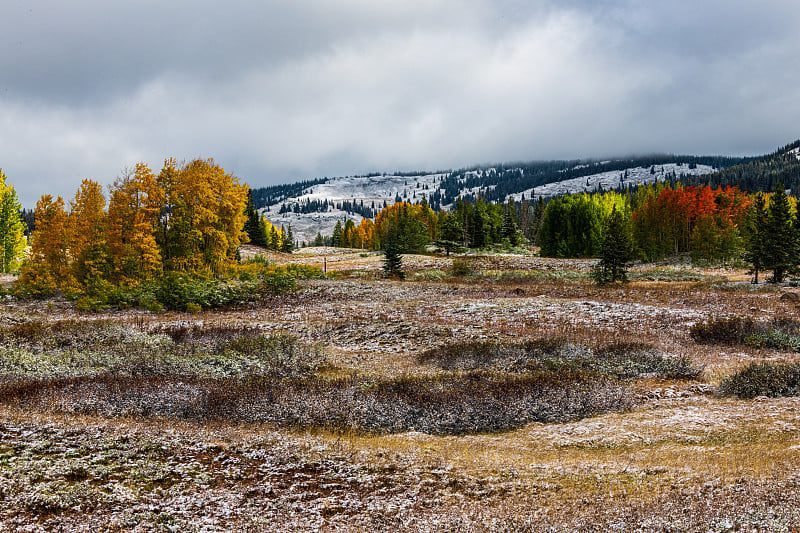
<box><xmin>68</xmin><ymin>179</ymin><xmax>109</xmax><ymax>286</ymax></box>
<box><xmin>106</xmin><ymin>163</ymin><xmax>163</xmax><ymax>283</ymax></box>
<box><xmin>17</xmin><ymin>195</ymin><xmax>70</xmax><ymax>296</ymax></box>
<box><xmin>161</xmin><ymin>158</ymin><xmax>249</xmax><ymax>274</ymax></box>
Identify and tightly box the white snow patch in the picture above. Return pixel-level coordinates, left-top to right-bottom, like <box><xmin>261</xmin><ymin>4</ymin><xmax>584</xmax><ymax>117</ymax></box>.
<box><xmin>511</xmin><ymin>164</ymin><xmax>716</xmax><ymax>201</ymax></box>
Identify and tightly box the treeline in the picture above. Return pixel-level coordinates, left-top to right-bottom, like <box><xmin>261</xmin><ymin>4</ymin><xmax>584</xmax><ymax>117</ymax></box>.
<box><xmin>309</xmin><ymin>197</ymin><xmax>524</xmax><ymax>254</ymax></box>
<box><xmin>537</xmin><ymin>184</ymin><xmax>754</xmax><ymax>265</ymax></box>
<box><xmin>317</xmin><ymin>178</ymin><xmax>800</xmax><ymax>283</ymax></box>
<box><xmin>438</xmin><ymin>155</ymin><xmax>749</xmax><ymax>206</ymax></box>
<box><xmin>17</xmin><ymin>158</ymin><xmax>249</xmax><ymax>298</ymax></box>
<box><xmin>684</xmin><ymin>140</ymin><xmax>800</xmax><ymax>193</ymax></box>
<box><xmin>249</xmin><ymin>178</ymin><xmax>327</xmax><ymax>208</ymax></box>
<box><xmin>243</xmin><ymin>194</ymin><xmax>295</xmax><ymax>253</ymax></box>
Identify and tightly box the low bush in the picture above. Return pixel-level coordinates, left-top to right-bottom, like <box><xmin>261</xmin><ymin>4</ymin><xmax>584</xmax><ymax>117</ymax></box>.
<box><xmin>0</xmin><ymin>321</ymin><xmax>321</xmax><ymax>381</ymax></box>
<box><xmin>627</xmin><ymin>269</ymin><xmax>708</xmax><ymax>282</ymax></box>
<box><xmin>450</xmin><ymin>259</ymin><xmax>475</xmax><ymax>277</ymax></box>
<box><xmin>720</xmin><ymin>362</ymin><xmax>800</xmax><ymax>398</ymax></box>
<box><xmin>417</xmin><ymin>339</ymin><xmax>702</xmax><ymax>380</ymax></box>
<box><xmin>0</xmin><ymin>370</ymin><xmax>632</xmax><ymax>435</ymax></box>
<box><xmin>690</xmin><ymin>316</ymin><xmax>800</xmax><ymax>350</ymax></box>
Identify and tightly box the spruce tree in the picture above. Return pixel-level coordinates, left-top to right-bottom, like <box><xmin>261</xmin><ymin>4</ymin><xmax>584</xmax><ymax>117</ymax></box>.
<box><xmin>501</xmin><ymin>197</ymin><xmax>521</xmax><ymax>246</ymax></box>
<box><xmin>331</xmin><ymin>220</ymin><xmax>343</xmax><ymax>247</ymax></box>
<box><xmin>762</xmin><ymin>183</ymin><xmax>797</xmax><ymax>282</ymax></box>
<box><xmin>281</xmin><ymin>225</ymin><xmax>294</xmax><ymax>253</ymax></box>
<box><xmin>592</xmin><ymin>206</ymin><xmax>632</xmax><ymax>285</ymax></box>
<box><xmin>382</xmin><ymin>228</ymin><xmax>404</xmax><ymax>279</ymax></box>
<box><xmin>743</xmin><ymin>192</ymin><xmax>767</xmax><ymax>283</ymax></box>
<box><xmin>435</xmin><ymin>212</ymin><xmax>465</xmax><ymax>256</ymax></box>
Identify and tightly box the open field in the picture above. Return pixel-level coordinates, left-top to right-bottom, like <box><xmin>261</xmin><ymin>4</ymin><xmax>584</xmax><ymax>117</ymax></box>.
<box><xmin>2</xmin><ymin>250</ymin><xmax>800</xmax><ymax>531</ymax></box>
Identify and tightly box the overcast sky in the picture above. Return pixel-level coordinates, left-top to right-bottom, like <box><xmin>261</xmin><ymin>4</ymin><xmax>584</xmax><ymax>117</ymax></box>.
<box><xmin>1</xmin><ymin>0</ymin><xmax>799</xmax><ymax>207</ymax></box>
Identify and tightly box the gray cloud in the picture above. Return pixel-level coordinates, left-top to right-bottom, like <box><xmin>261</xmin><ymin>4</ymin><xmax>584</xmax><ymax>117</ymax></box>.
<box><xmin>1</xmin><ymin>0</ymin><xmax>799</xmax><ymax>207</ymax></box>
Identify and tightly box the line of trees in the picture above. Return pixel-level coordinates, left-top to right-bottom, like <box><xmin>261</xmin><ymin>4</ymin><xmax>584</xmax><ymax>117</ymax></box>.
<box><xmin>17</xmin><ymin>158</ymin><xmax>249</xmax><ymax>297</ymax></box>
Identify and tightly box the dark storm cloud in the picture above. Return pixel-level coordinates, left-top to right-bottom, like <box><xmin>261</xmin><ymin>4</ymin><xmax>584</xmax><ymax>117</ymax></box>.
<box><xmin>1</xmin><ymin>0</ymin><xmax>799</xmax><ymax>206</ymax></box>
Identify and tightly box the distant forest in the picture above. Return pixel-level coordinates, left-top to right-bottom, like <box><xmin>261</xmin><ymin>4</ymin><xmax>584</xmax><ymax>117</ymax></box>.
<box><xmin>248</xmin><ymin>153</ymin><xmax>771</xmax><ymax>213</ymax></box>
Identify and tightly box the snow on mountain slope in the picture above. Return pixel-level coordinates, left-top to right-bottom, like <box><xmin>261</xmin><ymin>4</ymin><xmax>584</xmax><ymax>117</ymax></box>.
<box><xmin>260</xmin><ymin>163</ymin><xmax>717</xmax><ymax>244</ymax></box>
<box><xmin>261</xmin><ymin>205</ymin><xmax>362</xmax><ymax>246</ymax></box>
<box><xmin>261</xmin><ymin>174</ymin><xmax>447</xmax><ymax>244</ymax></box>
<box><xmin>292</xmin><ymin>173</ymin><xmax>447</xmax><ymax>204</ymax></box>
<box><xmin>510</xmin><ymin>163</ymin><xmax>715</xmax><ymax>200</ymax></box>
<box><xmin>790</xmin><ymin>147</ymin><xmax>800</xmax><ymax>160</ymax></box>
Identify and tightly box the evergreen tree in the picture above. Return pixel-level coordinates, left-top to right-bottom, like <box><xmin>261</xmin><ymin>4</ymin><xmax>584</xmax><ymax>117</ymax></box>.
<box><xmin>243</xmin><ymin>191</ymin><xmax>268</xmax><ymax>247</ymax></box>
<box><xmin>382</xmin><ymin>228</ymin><xmax>404</xmax><ymax>280</ymax></box>
<box><xmin>743</xmin><ymin>193</ymin><xmax>767</xmax><ymax>283</ymax></box>
<box><xmin>469</xmin><ymin>201</ymin><xmax>488</xmax><ymax>248</ymax></box>
<box><xmin>501</xmin><ymin>197</ymin><xmax>522</xmax><ymax>246</ymax></box>
<box><xmin>592</xmin><ymin>206</ymin><xmax>633</xmax><ymax>285</ymax></box>
<box><xmin>762</xmin><ymin>183</ymin><xmax>797</xmax><ymax>282</ymax></box>
<box><xmin>331</xmin><ymin>220</ymin><xmax>343</xmax><ymax>247</ymax></box>
<box><xmin>281</xmin><ymin>225</ymin><xmax>294</xmax><ymax>253</ymax></box>
<box><xmin>435</xmin><ymin>212</ymin><xmax>465</xmax><ymax>256</ymax></box>
<box><xmin>313</xmin><ymin>232</ymin><xmax>325</xmax><ymax>247</ymax></box>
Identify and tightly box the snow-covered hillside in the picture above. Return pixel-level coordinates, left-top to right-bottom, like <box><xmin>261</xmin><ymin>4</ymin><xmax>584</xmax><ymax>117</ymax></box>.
<box><xmin>510</xmin><ymin>163</ymin><xmax>716</xmax><ymax>201</ymax></box>
<box><xmin>260</xmin><ymin>162</ymin><xmax>718</xmax><ymax>244</ymax></box>
<box><xmin>260</xmin><ymin>174</ymin><xmax>447</xmax><ymax>244</ymax></box>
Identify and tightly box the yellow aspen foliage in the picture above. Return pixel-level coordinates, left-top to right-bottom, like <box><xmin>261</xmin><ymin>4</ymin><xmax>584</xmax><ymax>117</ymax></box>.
<box><xmin>373</xmin><ymin>201</ymin><xmax>436</xmax><ymax>251</ymax></box>
<box><xmin>356</xmin><ymin>218</ymin><xmax>375</xmax><ymax>249</ymax></box>
<box><xmin>106</xmin><ymin>163</ymin><xmax>163</xmax><ymax>283</ymax></box>
<box><xmin>68</xmin><ymin>179</ymin><xmax>109</xmax><ymax>284</ymax></box>
<box><xmin>162</xmin><ymin>158</ymin><xmax>249</xmax><ymax>274</ymax></box>
<box><xmin>17</xmin><ymin>195</ymin><xmax>70</xmax><ymax>296</ymax></box>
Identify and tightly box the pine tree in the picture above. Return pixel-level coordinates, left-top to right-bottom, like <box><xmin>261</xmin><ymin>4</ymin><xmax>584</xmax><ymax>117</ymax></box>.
<box><xmin>281</xmin><ymin>225</ymin><xmax>294</xmax><ymax>253</ymax></box>
<box><xmin>435</xmin><ymin>212</ymin><xmax>464</xmax><ymax>256</ymax></box>
<box><xmin>592</xmin><ymin>206</ymin><xmax>633</xmax><ymax>285</ymax></box>
<box><xmin>331</xmin><ymin>220</ymin><xmax>343</xmax><ymax>247</ymax></box>
<box><xmin>743</xmin><ymin>193</ymin><xmax>767</xmax><ymax>283</ymax></box>
<box><xmin>382</xmin><ymin>228</ymin><xmax>404</xmax><ymax>279</ymax></box>
<box><xmin>762</xmin><ymin>183</ymin><xmax>797</xmax><ymax>282</ymax></box>
<box><xmin>501</xmin><ymin>197</ymin><xmax>521</xmax><ymax>246</ymax></box>
<box><xmin>243</xmin><ymin>191</ymin><xmax>267</xmax><ymax>247</ymax></box>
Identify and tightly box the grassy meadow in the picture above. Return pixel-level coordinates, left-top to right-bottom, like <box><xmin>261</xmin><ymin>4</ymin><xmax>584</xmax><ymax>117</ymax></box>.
<box><xmin>1</xmin><ymin>247</ymin><xmax>800</xmax><ymax>531</ymax></box>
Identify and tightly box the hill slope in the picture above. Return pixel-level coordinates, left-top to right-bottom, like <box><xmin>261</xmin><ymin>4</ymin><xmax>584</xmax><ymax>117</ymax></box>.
<box><xmin>252</xmin><ymin>143</ymin><xmax>799</xmax><ymax>244</ymax></box>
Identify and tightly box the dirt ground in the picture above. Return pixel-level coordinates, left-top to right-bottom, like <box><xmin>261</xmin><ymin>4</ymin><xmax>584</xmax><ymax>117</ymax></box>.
<box><xmin>2</xmin><ymin>251</ymin><xmax>799</xmax><ymax>532</ymax></box>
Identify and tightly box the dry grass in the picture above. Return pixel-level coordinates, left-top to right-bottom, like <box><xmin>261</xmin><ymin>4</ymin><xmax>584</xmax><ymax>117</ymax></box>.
<box><xmin>2</xmin><ymin>253</ymin><xmax>800</xmax><ymax>531</ymax></box>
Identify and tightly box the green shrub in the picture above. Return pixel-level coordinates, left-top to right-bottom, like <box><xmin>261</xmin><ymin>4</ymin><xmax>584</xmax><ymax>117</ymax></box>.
<box><xmin>418</xmin><ymin>339</ymin><xmax>702</xmax><ymax>380</ymax></box>
<box><xmin>720</xmin><ymin>362</ymin><xmax>800</xmax><ymax>398</ymax></box>
<box><xmin>261</xmin><ymin>271</ymin><xmax>296</xmax><ymax>294</ymax></box>
<box><xmin>451</xmin><ymin>259</ymin><xmax>474</xmax><ymax>277</ymax></box>
<box><xmin>691</xmin><ymin>316</ymin><xmax>800</xmax><ymax>350</ymax></box>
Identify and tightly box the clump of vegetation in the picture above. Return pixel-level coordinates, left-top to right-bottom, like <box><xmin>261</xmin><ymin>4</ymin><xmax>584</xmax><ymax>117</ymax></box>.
<box><xmin>450</xmin><ymin>259</ymin><xmax>475</xmax><ymax>277</ymax></box>
<box><xmin>0</xmin><ymin>321</ymin><xmax>640</xmax><ymax>435</ymax></box>
<box><xmin>0</xmin><ymin>320</ymin><xmax>322</xmax><ymax>381</ymax></box>
<box><xmin>0</xmin><ymin>371</ymin><xmax>631</xmax><ymax>435</ymax></box>
<box><xmin>720</xmin><ymin>362</ymin><xmax>800</xmax><ymax>398</ymax></box>
<box><xmin>417</xmin><ymin>339</ymin><xmax>702</xmax><ymax>380</ymax></box>
<box><xmin>627</xmin><ymin>268</ymin><xmax>709</xmax><ymax>282</ymax></box>
<box><xmin>690</xmin><ymin>316</ymin><xmax>800</xmax><ymax>350</ymax></box>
